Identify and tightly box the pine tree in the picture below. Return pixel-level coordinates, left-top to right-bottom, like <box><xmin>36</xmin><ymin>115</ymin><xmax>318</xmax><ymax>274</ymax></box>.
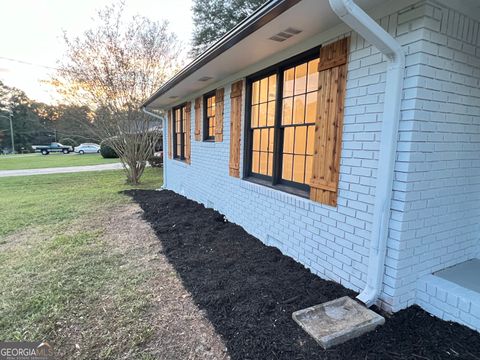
<box><xmin>192</xmin><ymin>0</ymin><xmax>267</xmax><ymax>56</ymax></box>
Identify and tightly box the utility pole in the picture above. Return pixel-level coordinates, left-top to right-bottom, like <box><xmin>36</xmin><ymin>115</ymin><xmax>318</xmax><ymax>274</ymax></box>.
<box><xmin>9</xmin><ymin>112</ymin><xmax>14</xmax><ymax>154</ymax></box>
<box><xmin>0</xmin><ymin>113</ymin><xmax>14</xmax><ymax>154</ymax></box>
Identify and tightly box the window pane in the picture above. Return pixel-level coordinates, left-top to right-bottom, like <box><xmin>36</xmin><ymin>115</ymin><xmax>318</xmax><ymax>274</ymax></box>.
<box><xmin>283</xmin><ymin>127</ymin><xmax>294</xmax><ymax>154</ymax></box>
<box><xmin>306</xmin><ymin>92</ymin><xmax>317</xmax><ymax>124</ymax></box>
<box><xmin>251</xmin><ymin>104</ymin><xmax>259</xmax><ymax>128</ymax></box>
<box><xmin>260</xmin><ymin>128</ymin><xmax>269</xmax><ymax>151</ymax></box>
<box><xmin>293</xmin><ymin>95</ymin><xmax>305</xmax><ymax>124</ymax></box>
<box><xmin>259</xmin><ymin>152</ymin><xmax>268</xmax><ymax>174</ymax></box>
<box><xmin>252</xmin><ymin>81</ymin><xmax>260</xmax><ymax>104</ymax></box>
<box><xmin>252</xmin><ymin>129</ymin><xmax>260</xmax><ymax>151</ymax></box>
<box><xmin>268</xmin><ymin>75</ymin><xmax>277</xmax><ymax>101</ymax></box>
<box><xmin>293</xmin><ymin>155</ymin><xmax>306</xmax><ymax>183</ymax></box>
<box><xmin>283</xmin><ymin>68</ymin><xmax>294</xmax><ymax>98</ymax></box>
<box><xmin>294</xmin><ymin>63</ymin><xmax>307</xmax><ymax>95</ymax></box>
<box><xmin>267</xmin><ymin>153</ymin><xmax>273</xmax><ymax>176</ymax></box>
<box><xmin>252</xmin><ymin>151</ymin><xmax>259</xmax><ymax>173</ymax></box>
<box><xmin>267</xmin><ymin>101</ymin><xmax>276</xmax><ymax>126</ymax></box>
<box><xmin>294</xmin><ymin>126</ymin><xmax>307</xmax><ymax>155</ymax></box>
<box><xmin>260</xmin><ymin>77</ymin><xmax>268</xmax><ymax>103</ymax></box>
<box><xmin>282</xmin><ymin>97</ymin><xmax>293</xmax><ymax>125</ymax></box>
<box><xmin>282</xmin><ymin>154</ymin><xmax>293</xmax><ymax>181</ymax></box>
<box><xmin>306</xmin><ymin>125</ymin><xmax>315</xmax><ymax>155</ymax></box>
<box><xmin>259</xmin><ymin>103</ymin><xmax>267</xmax><ymax>127</ymax></box>
<box><xmin>307</xmin><ymin>58</ymin><xmax>319</xmax><ymax>92</ymax></box>
<box><xmin>268</xmin><ymin>128</ymin><xmax>275</xmax><ymax>151</ymax></box>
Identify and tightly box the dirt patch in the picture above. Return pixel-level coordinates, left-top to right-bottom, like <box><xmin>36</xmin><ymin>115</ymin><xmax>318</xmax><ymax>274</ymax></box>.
<box><xmin>99</xmin><ymin>203</ymin><xmax>229</xmax><ymax>360</ymax></box>
<box><xmin>128</xmin><ymin>189</ymin><xmax>480</xmax><ymax>360</ymax></box>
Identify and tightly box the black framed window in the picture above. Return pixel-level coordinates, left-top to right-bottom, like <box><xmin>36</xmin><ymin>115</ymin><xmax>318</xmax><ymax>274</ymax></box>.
<box><xmin>203</xmin><ymin>91</ymin><xmax>216</xmax><ymax>140</ymax></box>
<box><xmin>244</xmin><ymin>48</ymin><xmax>320</xmax><ymax>194</ymax></box>
<box><xmin>173</xmin><ymin>104</ymin><xmax>186</xmax><ymax>159</ymax></box>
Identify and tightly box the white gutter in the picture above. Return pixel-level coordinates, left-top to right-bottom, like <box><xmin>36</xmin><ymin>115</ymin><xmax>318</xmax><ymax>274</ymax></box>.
<box><xmin>329</xmin><ymin>0</ymin><xmax>405</xmax><ymax>307</ymax></box>
<box><xmin>142</xmin><ymin>107</ymin><xmax>168</xmax><ymax>189</ymax></box>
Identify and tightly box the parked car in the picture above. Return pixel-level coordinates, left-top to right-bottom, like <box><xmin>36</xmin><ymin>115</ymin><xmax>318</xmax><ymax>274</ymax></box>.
<box><xmin>33</xmin><ymin>142</ymin><xmax>73</xmax><ymax>155</ymax></box>
<box><xmin>74</xmin><ymin>143</ymin><xmax>101</xmax><ymax>154</ymax></box>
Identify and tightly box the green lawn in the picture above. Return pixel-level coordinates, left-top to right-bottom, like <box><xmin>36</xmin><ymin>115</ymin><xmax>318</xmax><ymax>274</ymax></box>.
<box><xmin>0</xmin><ymin>168</ymin><xmax>163</xmax><ymax>358</ymax></box>
<box><xmin>0</xmin><ymin>153</ymin><xmax>120</xmax><ymax>171</ymax></box>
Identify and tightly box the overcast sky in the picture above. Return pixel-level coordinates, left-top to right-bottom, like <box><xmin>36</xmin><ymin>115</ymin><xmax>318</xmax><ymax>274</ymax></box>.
<box><xmin>0</xmin><ymin>0</ymin><xmax>193</xmax><ymax>104</ymax></box>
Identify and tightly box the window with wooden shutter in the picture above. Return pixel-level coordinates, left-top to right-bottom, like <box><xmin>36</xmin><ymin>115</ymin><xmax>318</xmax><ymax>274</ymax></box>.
<box><xmin>172</xmin><ymin>103</ymin><xmax>189</xmax><ymax>162</ymax></box>
<box><xmin>243</xmin><ymin>39</ymin><xmax>349</xmax><ymax>204</ymax></box>
<box><xmin>229</xmin><ymin>80</ymin><xmax>243</xmax><ymax>177</ymax></box>
<box><xmin>215</xmin><ymin>88</ymin><xmax>224</xmax><ymax>142</ymax></box>
<box><xmin>184</xmin><ymin>101</ymin><xmax>191</xmax><ymax>164</ymax></box>
<box><xmin>203</xmin><ymin>91</ymin><xmax>216</xmax><ymax>141</ymax></box>
<box><xmin>309</xmin><ymin>38</ymin><xmax>349</xmax><ymax>206</ymax></box>
<box><xmin>168</xmin><ymin>109</ymin><xmax>173</xmax><ymax>159</ymax></box>
<box><xmin>194</xmin><ymin>97</ymin><xmax>201</xmax><ymax>141</ymax></box>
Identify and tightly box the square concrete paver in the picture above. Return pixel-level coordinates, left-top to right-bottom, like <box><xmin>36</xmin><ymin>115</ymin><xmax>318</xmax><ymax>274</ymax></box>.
<box><xmin>292</xmin><ymin>296</ymin><xmax>385</xmax><ymax>349</ymax></box>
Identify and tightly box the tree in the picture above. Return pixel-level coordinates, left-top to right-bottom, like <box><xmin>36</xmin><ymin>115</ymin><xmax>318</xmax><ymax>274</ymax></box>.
<box><xmin>53</xmin><ymin>2</ymin><xmax>181</xmax><ymax>184</ymax></box>
<box><xmin>192</xmin><ymin>0</ymin><xmax>267</xmax><ymax>56</ymax></box>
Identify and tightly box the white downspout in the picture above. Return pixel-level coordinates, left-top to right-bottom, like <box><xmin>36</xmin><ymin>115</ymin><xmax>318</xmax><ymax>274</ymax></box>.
<box><xmin>142</xmin><ymin>107</ymin><xmax>168</xmax><ymax>189</ymax></box>
<box><xmin>329</xmin><ymin>0</ymin><xmax>405</xmax><ymax>307</ymax></box>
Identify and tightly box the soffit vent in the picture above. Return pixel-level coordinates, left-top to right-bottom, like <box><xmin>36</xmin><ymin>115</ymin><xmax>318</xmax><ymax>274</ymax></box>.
<box><xmin>198</xmin><ymin>76</ymin><xmax>213</xmax><ymax>82</ymax></box>
<box><xmin>269</xmin><ymin>27</ymin><xmax>303</xmax><ymax>42</ymax></box>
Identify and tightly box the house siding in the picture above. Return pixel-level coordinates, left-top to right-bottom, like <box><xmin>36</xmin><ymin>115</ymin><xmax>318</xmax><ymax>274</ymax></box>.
<box><xmin>162</xmin><ymin>0</ymin><xmax>480</xmax><ymax>316</ymax></box>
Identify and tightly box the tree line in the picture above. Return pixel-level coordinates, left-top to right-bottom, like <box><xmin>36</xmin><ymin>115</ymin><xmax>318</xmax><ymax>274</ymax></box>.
<box><xmin>0</xmin><ymin>81</ymin><xmax>96</xmax><ymax>153</ymax></box>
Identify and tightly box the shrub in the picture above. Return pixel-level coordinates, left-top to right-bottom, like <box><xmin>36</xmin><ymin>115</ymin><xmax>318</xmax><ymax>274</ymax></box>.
<box><xmin>100</xmin><ymin>143</ymin><xmax>118</xmax><ymax>158</ymax></box>
<box><xmin>148</xmin><ymin>154</ymin><xmax>163</xmax><ymax>168</ymax></box>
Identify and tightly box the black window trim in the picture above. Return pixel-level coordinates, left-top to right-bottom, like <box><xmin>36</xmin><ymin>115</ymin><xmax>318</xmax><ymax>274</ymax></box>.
<box><xmin>172</xmin><ymin>103</ymin><xmax>187</xmax><ymax>161</ymax></box>
<box><xmin>243</xmin><ymin>45</ymin><xmax>321</xmax><ymax>197</ymax></box>
<box><xmin>203</xmin><ymin>90</ymin><xmax>217</xmax><ymax>141</ymax></box>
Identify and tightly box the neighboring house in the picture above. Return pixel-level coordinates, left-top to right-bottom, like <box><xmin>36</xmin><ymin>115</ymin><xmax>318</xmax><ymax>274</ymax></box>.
<box><xmin>142</xmin><ymin>0</ymin><xmax>480</xmax><ymax>331</ymax></box>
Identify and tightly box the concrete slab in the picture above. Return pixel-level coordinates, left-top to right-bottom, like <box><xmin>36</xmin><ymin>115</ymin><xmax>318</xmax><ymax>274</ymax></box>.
<box><xmin>435</xmin><ymin>258</ymin><xmax>480</xmax><ymax>293</ymax></box>
<box><xmin>292</xmin><ymin>296</ymin><xmax>385</xmax><ymax>349</ymax></box>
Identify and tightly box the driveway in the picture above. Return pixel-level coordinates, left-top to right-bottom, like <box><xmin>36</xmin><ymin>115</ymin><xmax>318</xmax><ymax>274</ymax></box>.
<box><xmin>0</xmin><ymin>163</ymin><xmax>123</xmax><ymax>177</ymax></box>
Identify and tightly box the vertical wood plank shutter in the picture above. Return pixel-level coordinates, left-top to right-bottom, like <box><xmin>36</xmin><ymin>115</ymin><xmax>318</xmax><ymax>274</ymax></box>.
<box><xmin>185</xmin><ymin>101</ymin><xmax>191</xmax><ymax>164</ymax></box>
<box><xmin>215</xmin><ymin>88</ymin><xmax>225</xmax><ymax>142</ymax></box>
<box><xmin>194</xmin><ymin>97</ymin><xmax>201</xmax><ymax>141</ymax></box>
<box><xmin>229</xmin><ymin>80</ymin><xmax>243</xmax><ymax>177</ymax></box>
<box><xmin>310</xmin><ymin>37</ymin><xmax>349</xmax><ymax>206</ymax></box>
<box><xmin>167</xmin><ymin>109</ymin><xmax>173</xmax><ymax>159</ymax></box>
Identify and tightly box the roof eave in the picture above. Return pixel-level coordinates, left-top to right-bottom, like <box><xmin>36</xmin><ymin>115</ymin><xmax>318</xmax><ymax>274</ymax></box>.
<box><xmin>141</xmin><ymin>0</ymin><xmax>301</xmax><ymax>109</ymax></box>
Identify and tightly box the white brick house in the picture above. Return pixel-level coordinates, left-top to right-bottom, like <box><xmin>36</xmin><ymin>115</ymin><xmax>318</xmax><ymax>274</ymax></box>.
<box><xmin>143</xmin><ymin>0</ymin><xmax>480</xmax><ymax>331</ymax></box>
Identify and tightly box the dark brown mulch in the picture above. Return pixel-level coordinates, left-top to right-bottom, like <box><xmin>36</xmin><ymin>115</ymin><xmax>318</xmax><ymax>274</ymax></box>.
<box><xmin>126</xmin><ymin>189</ymin><xmax>480</xmax><ymax>360</ymax></box>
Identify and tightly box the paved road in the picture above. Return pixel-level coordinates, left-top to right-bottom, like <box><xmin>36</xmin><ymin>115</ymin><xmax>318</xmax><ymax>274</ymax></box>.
<box><xmin>0</xmin><ymin>163</ymin><xmax>123</xmax><ymax>177</ymax></box>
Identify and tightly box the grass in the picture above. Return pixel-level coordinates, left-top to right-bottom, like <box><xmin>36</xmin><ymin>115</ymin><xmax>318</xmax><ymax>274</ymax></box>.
<box><xmin>0</xmin><ymin>168</ymin><xmax>163</xmax><ymax>358</ymax></box>
<box><xmin>0</xmin><ymin>153</ymin><xmax>120</xmax><ymax>171</ymax></box>
<box><xmin>0</xmin><ymin>169</ymin><xmax>161</xmax><ymax>237</ymax></box>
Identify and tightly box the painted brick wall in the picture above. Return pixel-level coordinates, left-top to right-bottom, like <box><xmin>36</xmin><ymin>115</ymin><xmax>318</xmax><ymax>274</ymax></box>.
<box><xmin>386</xmin><ymin>0</ymin><xmax>480</xmax><ymax>311</ymax></box>
<box><xmin>162</xmin><ymin>1</ymin><xmax>437</xmax><ymax>311</ymax></box>
<box><xmin>162</xmin><ymin>0</ymin><xmax>479</xmax><ymax>313</ymax></box>
<box><xmin>417</xmin><ymin>275</ymin><xmax>480</xmax><ymax>331</ymax></box>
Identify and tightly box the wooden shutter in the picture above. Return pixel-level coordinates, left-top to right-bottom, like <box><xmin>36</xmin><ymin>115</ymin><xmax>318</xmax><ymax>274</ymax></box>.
<box><xmin>215</xmin><ymin>88</ymin><xmax>224</xmax><ymax>142</ymax></box>
<box><xmin>194</xmin><ymin>97</ymin><xmax>201</xmax><ymax>141</ymax></box>
<box><xmin>310</xmin><ymin>37</ymin><xmax>349</xmax><ymax>206</ymax></box>
<box><xmin>229</xmin><ymin>80</ymin><xmax>243</xmax><ymax>177</ymax></box>
<box><xmin>185</xmin><ymin>101</ymin><xmax>191</xmax><ymax>164</ymax></box>
<box><xmin>167</xmin><ymin>109</ymin><xmax>173</xmax><ymax>159</ymax></box>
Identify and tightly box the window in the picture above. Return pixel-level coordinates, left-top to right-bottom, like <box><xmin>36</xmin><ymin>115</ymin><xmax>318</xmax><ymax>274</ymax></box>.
<box><xmin>173</xmin><ymin>104</ymin><xmax>187</xmax><ymax>159</ymax></box>
<box><xmin>203</xmin><ymin>91</ymin><xmax>216</xmax><ymax>140</ymax></box>
<box><xmin>245</xmin><ymin>48</ymin><xmax>320</xmax><ymax>195</ymax></box>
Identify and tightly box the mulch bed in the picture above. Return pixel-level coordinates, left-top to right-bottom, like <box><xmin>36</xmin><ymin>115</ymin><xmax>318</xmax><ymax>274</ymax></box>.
<box><xmin>127</xmin><ymin>189</ymin><xmax>480</xmax><ymax>360</ymax></box>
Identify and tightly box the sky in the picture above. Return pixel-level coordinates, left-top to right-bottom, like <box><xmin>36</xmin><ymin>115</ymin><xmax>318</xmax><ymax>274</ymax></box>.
<box><xmin>0</xmin><ymin>0</ymin><xmax>193</xmax><ymax>104</ymax></box>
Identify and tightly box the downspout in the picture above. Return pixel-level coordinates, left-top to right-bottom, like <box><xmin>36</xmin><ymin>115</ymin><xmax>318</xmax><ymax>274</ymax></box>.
<box><xmin>329</xmin><ymin>0</ymin><xmax>405</xmax><ymax>307</ymax></box>
<box><xmin>142</xmin><ymin>107</ymin><xmax>168</xmax><ymax>189</ymax></box>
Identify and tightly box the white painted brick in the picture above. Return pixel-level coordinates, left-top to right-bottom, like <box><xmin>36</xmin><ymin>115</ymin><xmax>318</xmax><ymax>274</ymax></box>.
<box><xmin>163</xmin><ymin>0</ymin><xmax>480</xmax><ymax>331</ymax></box>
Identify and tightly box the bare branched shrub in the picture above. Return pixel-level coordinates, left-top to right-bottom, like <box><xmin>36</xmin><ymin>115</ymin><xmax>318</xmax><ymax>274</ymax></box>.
<box><xmin>53</xmin><ymin>2</ymin><xmax>181</xmax><ymax>184</ymax></box>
